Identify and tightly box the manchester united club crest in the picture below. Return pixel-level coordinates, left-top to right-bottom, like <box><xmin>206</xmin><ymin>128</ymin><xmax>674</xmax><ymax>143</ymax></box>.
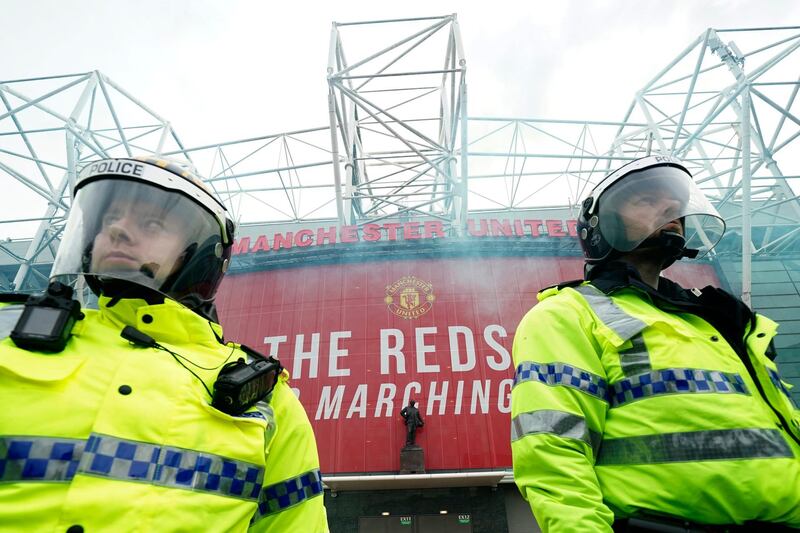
<box><xmin>385</xmin><ymin>276</ymin><xmax>435</xmax><ymax>319</ymax></box>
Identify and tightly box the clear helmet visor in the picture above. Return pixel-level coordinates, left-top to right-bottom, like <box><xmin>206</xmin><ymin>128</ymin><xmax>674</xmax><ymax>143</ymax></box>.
<box><xmin>51</xmin><ymin>178</ymin><xmax>226</xmax><ymax>305</ymax></box>
<box><xmin>597</xmin><ymin>166</ymin><xmax>726</xmax><ymax>257</ymax></box>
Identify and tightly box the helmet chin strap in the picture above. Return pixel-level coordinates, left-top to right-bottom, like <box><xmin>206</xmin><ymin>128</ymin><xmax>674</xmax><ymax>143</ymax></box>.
<box><xmin>585</xmin><ymin>231</ymin><xmax>701</xmax><ymax>280</ymax></box>
<box><xmin>637</xmin><ymin>230</ymin><xmax>699</xmax><ymax>269</ymax></box>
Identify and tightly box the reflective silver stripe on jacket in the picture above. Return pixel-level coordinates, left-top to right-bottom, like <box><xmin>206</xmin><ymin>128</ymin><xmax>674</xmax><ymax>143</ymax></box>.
<box><xmin>596</xmin><ymin>428</ymin><xmax>793</xmax><ymax>465</ymax></box>
<box><xmin>1</xmin><ymin>434</ymin><xmax>265</xmax><ymax>501</ymax></box>
<box><xmin>574</xmin><ymin>285</ymin><xmax>648</xmax><ymax>342</ymax></box>
<box><xmin>511</xmin><ymin>410</ymin><xmax>602</xmax><ymax>458</ymax></box>
<box><xmin>619</xmin><ymin>333</ymin><xmax>651</xmax><ymax>376</ymax></box>
<box><xmin>573</xmin><ymin>285</ymin><xmax>652</xmax><ymax>376</ymax></box>
<box><xmin>609</xmin><ymin>368</ymin><xmax>749</xmax><ymax>407</ymax></box>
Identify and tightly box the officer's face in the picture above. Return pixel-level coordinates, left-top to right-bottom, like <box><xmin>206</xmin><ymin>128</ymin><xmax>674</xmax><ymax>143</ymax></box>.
<box><xmin>617</xmin><ymin>187</ymin><xmax>684</xmax><ymax>242</ymax></box>
<box><xmin>91</xmin><ymin>199</ymin><xmax>189</xmax><ymax>285</ymax></box>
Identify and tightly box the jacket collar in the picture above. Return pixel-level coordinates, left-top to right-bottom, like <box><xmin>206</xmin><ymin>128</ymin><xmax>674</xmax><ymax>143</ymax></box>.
<box><xmin>96</xmin><ymin>296</ymin><xmax>224</xmax><ymax>347</ymax></box>
<box><xmin>587</xmin><ymin>261</ymin><xmax>755</xmax><ymax>339</ymax></box>
<box><xmin>588</xmin><ymin>261</ymin><xmax>680</xmax><ymax>296</ymax></box>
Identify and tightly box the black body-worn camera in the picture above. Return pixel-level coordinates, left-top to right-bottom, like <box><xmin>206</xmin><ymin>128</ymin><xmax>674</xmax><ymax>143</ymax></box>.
<box><xmin>10</xmin><ymin>282</ymin><xmax>84</xmax><ymax>352</ymax></box>
<box><xmin>212</xmin><ymin>349</ymin><xmax>282</xmax><ymax>416</ymax></box>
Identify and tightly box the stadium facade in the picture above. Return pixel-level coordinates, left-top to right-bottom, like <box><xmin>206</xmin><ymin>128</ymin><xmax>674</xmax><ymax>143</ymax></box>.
<box><xmin>2</xmin><ymin>15</ymin><xmax>800</xmax><ymax>533</ymax></box>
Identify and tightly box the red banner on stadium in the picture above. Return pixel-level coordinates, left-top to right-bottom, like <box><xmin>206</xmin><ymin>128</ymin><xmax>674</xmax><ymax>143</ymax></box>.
<box><xmin>215</xmin><ymin>257</ymin><xmax>719</xmax><ymax>474</ymax></box>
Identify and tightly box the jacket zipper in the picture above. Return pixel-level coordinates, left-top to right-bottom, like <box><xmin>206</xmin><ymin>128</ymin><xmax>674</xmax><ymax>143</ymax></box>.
<box><xmin>737</xmin><ymin>316</ymin><xmax>800</xmax><ymax>447</ymax></box>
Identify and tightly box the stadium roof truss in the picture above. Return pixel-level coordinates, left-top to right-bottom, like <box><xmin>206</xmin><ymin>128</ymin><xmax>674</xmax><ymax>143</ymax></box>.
<box><xmin>0</xmin><ymin>70</ymin><xmax>189</xmax><ymax>291</ymax></box>
<box><xmin>326</xmin><ymin>15</ymin><xmax>468</xmax><ymax>230</ymax></box>
<box><xmin>1</xmin><ymin>19</ymin><xmax>799</xmax><ymax>302</ymax></box>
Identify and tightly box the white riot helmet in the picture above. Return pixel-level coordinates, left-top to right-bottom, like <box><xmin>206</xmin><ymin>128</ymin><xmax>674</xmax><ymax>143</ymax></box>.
<box><xmin>577</xmin><ymin>155</ymin><xmax>725</xmax><ymax>272</ymax></box>
<box><xmin>51</xmin><ymin>156</ymin><xmax>235</xmax><ymax>316</ymax></box>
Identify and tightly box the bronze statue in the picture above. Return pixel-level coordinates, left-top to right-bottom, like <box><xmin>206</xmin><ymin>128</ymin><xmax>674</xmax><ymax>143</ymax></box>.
<box><xmin>400</xmin><ymin>399</ymin><xmax>424</xmax><ymax>447</ymax></box>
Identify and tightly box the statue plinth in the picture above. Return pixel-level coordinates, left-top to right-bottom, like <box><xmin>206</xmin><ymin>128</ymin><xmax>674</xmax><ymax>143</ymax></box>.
<box><xmin>400</xmin><ymin>444</ymin><xmax>425</xmax><ymax>474</ymax></box>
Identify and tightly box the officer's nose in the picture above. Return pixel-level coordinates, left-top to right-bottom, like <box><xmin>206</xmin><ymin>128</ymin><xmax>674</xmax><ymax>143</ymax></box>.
<box><xmin>107</xmin><ymin>217</ymin><xmax>136</xmax><ymax>244</ymax></box>
<box><xmin>657</xmin><ymin>197</ymin><xmax>682</xmax><ymax>220</ymax></box>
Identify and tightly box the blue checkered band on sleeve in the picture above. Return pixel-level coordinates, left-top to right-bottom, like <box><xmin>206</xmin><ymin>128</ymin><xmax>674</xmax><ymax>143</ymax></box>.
<box><xmin>514</xmin><ymin>361</ymin><xmax>609</xmax><ymax>402</ymax></box>
<box><xmin>768</xmin><ymin>368</ymin><xmax>798</xmax><ymax>407</ymax></box>
<box><xmin>609</xmin><ymin>368</ymin><xmax>749</xmax><ymax>407</ymax></box>
<box><xmin>1</xmin><ymin>436</ymin><xmax>85</xmax><ymax>482</ymax></box>
<box><xmin>252</xmin><ymin>468</ymin><xmax>324</xmax><ymax>522</ymax></box>
<box><xmin>0</xmin><ymin>433</ymin><xmax>264</xmax><ymax>501</ymax></box>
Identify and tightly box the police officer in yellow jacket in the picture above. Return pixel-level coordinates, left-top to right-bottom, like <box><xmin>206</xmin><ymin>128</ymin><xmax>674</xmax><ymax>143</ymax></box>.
<box><xmin>0</xmin><ymin>156</ymin><xmax>328</xmax><ymax>532</ymax></box>
<box><xmin>511</xmin><ymin>155</ymin><xmax>800</xmax><ymax>531</ymax></box>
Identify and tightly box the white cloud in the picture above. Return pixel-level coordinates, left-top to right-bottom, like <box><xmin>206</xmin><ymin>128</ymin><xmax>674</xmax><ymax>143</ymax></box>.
<box><xmin>3</xmin><ymin>0</ymin><xmax>795</xmax><ymax>142</ymax></box>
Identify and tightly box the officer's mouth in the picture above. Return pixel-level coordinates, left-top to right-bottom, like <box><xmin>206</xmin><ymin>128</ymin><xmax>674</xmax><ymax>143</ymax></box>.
<box><xmin>101</xmin><ymin>251</ymin><xmax>138</xmax><ymax>266</ymax></box>
<box><xmin>660</xmin><ymin>220</ymin><xmax>683</xmax><ymax>235</ymax></box>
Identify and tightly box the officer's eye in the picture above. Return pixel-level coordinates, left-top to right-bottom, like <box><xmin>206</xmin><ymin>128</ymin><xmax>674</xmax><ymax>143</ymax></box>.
<box><xmin>142</xmin><ymin>218</ymin><xmax>166</xmax><ymax>232</ymax></box>
<box><xmin>101</xmin><ymin>212</ymin><xmax>122</xmax><ymax>227</ymax></box>
<box><xmin>632</xmin><ymin>195</ymin><xmax>661</xmax><ymax>206</ymax></box>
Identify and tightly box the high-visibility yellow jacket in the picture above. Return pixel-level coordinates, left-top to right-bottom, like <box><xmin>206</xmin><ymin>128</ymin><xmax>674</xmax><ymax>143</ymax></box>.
<box><xmin>511</xmin><ymin>275</ymin><xmax>800</xmax><ymax>532</ymax></box>
<box><xmin>0</xmin><ymin>296</ymin><xmax>328</xmax><ymax>533</ymax></box>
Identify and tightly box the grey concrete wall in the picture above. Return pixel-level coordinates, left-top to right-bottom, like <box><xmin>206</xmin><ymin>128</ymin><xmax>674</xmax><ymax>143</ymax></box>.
<box><xmin>503</xmin><ymin>484</ymin><xmax>540</xmax><ymax>533</ymax></box>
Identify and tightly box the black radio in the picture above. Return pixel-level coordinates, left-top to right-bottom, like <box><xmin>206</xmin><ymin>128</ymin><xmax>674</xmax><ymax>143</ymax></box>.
<box><xmin>212</xmin><ymin>353</ymin><xmax>282</xmax><ymax>416</ymax></box>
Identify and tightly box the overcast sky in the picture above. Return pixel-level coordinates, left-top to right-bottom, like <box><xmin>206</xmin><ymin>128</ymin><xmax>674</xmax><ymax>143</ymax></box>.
<box><xmin>4</xmin><ymin>0</ymin><xmax>799</xmax><ymax>148</ymax></box>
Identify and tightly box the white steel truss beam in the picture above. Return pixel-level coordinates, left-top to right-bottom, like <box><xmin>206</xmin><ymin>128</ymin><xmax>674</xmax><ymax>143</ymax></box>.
<box><xmin>1</xmin><ymin>23</ymin><xmax>799</xmax><ymax>301</ymax></box>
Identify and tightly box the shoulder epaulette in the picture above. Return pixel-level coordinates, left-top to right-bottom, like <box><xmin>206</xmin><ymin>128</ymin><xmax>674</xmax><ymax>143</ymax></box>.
<box><xmin>238</xmin><ymin>343</ymin><xmax>283</xmax><ymax>367</ymax></box>
<box><xmin>540</xmin><ymin>279</ymin><xmax>584</xmax><ymax>292</ymax></box>
<box><xmin>239</xmin><ymin>343</ymin><xmax>269</xmax><ymax>360</ymax></box>
<box><xmin>0</xmin><ymin>293</ymin><xmax>29</xmax><ymax>304</ymax></box>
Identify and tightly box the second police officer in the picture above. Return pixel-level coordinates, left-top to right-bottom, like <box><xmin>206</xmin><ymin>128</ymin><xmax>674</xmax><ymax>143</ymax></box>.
<box><xmin>511</xmin><ymin>155</ymin><xmax>800</xmax><ymax>531</ymax></box>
